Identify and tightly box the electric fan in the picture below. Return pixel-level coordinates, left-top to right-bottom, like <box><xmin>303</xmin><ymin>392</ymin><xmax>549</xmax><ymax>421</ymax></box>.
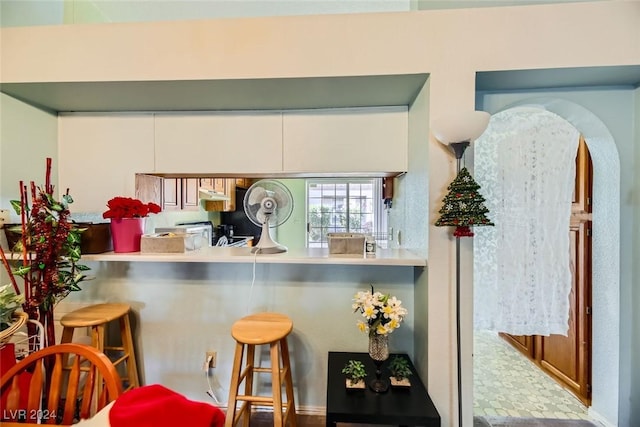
<box><xmin>243</xmin><ymin>179</ymin><xmax>294</xmax><ymax>254</ymax></box>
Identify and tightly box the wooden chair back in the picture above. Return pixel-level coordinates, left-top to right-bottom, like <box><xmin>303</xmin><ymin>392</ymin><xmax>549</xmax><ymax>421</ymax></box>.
<box><xmin>1</xmin><ymin>343</ymin><xmax>123</xmax><ymax>425</ymax></box>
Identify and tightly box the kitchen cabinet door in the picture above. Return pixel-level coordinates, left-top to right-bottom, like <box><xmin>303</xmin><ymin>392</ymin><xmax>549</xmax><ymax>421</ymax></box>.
<box><xmin>182</xmin><ymin>178</ymin><xmax>200</xmax><ymax>211</ymax></box>
<box><xmin>154</xmin><ymin>112</ymin><xmax>283</xmax><ymax>174</ymax></box>
<box><xmin>162</xmin><ymin>178</ymin><xmax>181</xmax><ymax>211</ymax></box>
<box><xmin>214</xmin><ymin>179</ymin><xmax>225</xmax><ymax>193</ymax></box>
<box><xmin>199</xmin><ymin>178</ymin><xmax>215</xmax><ymax>191</ymax></box>
<box><xmin>282</xmin><ymin>107</ymin><xmax>408</xmax><ymax>174</ymax></box>
<box><xmin>59</xmin><ymin>114</ymin><xmax>155</xmax><ymax>212</ymax></box>
<box><xmin>136</xmin><ymin>176</ymin><xmax>202</xmax><ymax>211</ymax></box>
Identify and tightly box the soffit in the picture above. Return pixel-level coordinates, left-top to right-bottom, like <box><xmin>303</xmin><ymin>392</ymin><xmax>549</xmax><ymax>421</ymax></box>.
<box><xmin>0</xmin><ymin>74</ymin><xmax>429</xmax><ymax>113</ymax></box>
<box><xmin>477</xmin><ymin>65</ymin><xmax>640</xmax><ymax>92</ymax></box>
<box><xmin>2</xmin><ymin>66</ymin><xmax>637</xmax><ymax>113</ymax></box>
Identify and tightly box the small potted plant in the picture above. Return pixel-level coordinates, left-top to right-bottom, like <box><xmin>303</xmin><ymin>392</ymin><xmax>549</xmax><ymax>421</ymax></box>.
<box><xmin>0</xmin><ymin>284</ymin><xmax>27</xmax><ymax>346</ymax></box>
<box><xmin>388</xmin><ymin>355</ymin><xmax>413</xmax><ymax>387</ymax></box>
<box><xmin>342</xmin><ymin>359</ymin><xmax>367</xmax><ymax>389</ymax></box>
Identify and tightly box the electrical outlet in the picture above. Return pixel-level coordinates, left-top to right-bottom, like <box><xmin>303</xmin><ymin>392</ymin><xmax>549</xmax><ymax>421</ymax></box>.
<box><xmin>206</xmin><ymin>351</ymin><xmax>217</xmax><ymax>368</ymax></box>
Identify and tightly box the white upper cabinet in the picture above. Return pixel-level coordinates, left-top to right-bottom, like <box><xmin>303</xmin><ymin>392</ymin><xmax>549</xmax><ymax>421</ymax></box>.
<box><xmin>58</xmin><ymin>114</ymin><xmax>155</xmax><ymax>212</ymax></box>
<box><xmin>154</xmin><ymin>112</ymin><xmax>283</xmax><ymax>174</ymax></box>
<box><xmin>282</xmin><ymin>107</ymin><xmax>408</xmax><ymax>174</ymax></box>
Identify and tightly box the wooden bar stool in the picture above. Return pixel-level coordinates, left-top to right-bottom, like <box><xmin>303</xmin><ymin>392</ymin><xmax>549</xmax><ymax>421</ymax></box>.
<box><xmin>226</xmin><ymin>312</ymin><xmax>297</xmax><ymax>427</ymax></box>
<box><xmin>60</xmin><ymin>303</ymin><xmax>139</xmax><ymax>391</ymax></box>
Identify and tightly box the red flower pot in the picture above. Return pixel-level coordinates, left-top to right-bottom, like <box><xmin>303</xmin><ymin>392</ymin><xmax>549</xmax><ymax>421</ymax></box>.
<box><xmin>110</xmin><ymin>218</ymin><xmax>145</xmax><ymax>253</ymax></box>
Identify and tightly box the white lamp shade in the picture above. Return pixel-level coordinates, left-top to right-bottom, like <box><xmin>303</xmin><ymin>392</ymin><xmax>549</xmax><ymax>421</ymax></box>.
<box><xmin>431</xmin><ymin>110</ymin><xmax>491</xmax><ymax>145</ymax></box>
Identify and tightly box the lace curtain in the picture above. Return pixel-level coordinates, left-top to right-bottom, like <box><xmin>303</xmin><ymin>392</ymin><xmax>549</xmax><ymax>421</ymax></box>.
<box><xmin>473</xmin><ymin>107</ymin><xmax>579</xmax><ymax>336</ymax></box>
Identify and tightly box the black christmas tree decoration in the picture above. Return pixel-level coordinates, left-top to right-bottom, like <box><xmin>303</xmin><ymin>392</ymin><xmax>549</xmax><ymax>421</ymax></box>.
<box><xmin>435</xmin><ymin>167</ymin><xmax>494</xmax><ymax>237</ymax></box>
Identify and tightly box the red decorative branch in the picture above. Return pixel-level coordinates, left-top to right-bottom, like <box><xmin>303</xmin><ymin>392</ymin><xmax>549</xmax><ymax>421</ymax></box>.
<box><xmin>45</xmin><ymin>157</ymin><xmax>52</xmax><ymax>194</ymax></box>
<box><xmin>0</xmin><ymin>245</ymin><xmax>20</xmax><ymax>295</ymax></box>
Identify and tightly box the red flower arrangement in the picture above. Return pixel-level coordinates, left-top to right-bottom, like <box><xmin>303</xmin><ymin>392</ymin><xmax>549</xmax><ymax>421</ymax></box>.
<box><xmin>103</xmin><ymin>197</ymin><xmax>162</xmax><ymax>220</ymax></box>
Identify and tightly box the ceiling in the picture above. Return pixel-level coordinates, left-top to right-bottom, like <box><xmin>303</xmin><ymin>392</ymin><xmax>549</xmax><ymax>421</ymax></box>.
<box><xmin>1</xmin><ymin>65</ymin><xmax>638</xmax><ymax>113</ymax></box>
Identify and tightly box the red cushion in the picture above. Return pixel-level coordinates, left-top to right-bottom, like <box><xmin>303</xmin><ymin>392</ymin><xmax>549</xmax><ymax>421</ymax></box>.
<box><xmin>109</xmin><ymin>384</ymin><xmax>225</xmax><ymax>427</ymax></box>
<box><xmin>1</xmin><ymin>343</ymin><xmax>33</xmax><ymax>421</ymax></box>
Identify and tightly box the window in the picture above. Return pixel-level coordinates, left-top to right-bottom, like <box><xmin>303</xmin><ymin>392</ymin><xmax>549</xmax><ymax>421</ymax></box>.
<box><xmin>306</xmin><ymin>178</ymin><xmax>387</xmax><ymax>248</ymax></box>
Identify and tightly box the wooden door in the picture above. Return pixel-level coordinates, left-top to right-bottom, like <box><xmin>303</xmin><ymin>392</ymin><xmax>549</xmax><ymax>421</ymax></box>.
<box><xmin>501</xmin><ymin>137</ymin><xmax>592</xmax><ymax>405</ymax></box>
<box><xmin>537</xmin><ymin>219</ymin><xmax>591</xmax><ymax>404</ymax></box>
<box><xmin>500</xmin><ymin>333</ymin><xmax>534</xmax><ymax>359</ymax></box>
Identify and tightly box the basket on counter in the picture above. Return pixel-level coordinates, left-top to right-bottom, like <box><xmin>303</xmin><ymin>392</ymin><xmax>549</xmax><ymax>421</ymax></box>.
<box><xmin>0</xmin><ymin>311</ymin><xmax>28</xmax><ymax>347</ymax></box>
<box><xmin>327</xmin><ymin>232</ymin><xmax>366</xmax><ymax>255</ymax></box>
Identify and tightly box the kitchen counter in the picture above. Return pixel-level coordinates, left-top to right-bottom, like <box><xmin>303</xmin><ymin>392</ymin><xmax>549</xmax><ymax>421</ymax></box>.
<box><xmin>80</xmin><ymin>246</ymin><xmax>426</xmax><ymax>267</ymax></box>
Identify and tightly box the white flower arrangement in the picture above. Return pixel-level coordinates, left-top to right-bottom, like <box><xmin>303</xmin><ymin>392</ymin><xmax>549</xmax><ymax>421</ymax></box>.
<box><xmin>352</xmin><ymin>287</ymin><xmax>408</xmax><ymax>337</ymax></box>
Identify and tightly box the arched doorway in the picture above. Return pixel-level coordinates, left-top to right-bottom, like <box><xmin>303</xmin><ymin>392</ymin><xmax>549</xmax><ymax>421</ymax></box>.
<box><xmin>472</xmin><ymin>99</ymin><xmax>620</xmax><ymax>423</ymax></box>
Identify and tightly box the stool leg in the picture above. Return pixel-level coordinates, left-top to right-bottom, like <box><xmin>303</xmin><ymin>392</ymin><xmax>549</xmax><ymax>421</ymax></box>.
<box><xmin>226</xmin><ymin>342</ymin><xmax>245</xmax><ymax>427</ymax></box>
<box><xmin>241</xmin><ymin>344</ymin><xmax>255</xmax><ymax>427</ymax></box>
<box><xmin>60</xmin><ymin>327</ymin><xmax>75</xmax><ymax>367</ymax></box>
<box><xmin>270</xmin><ymin>341</ymin><xmax>284</xmax><ymax>427</ymax></box>
<box><xmin>60</xmin><ymin>327</ymin><xmax>74</xmax><ymax>345</ymax></box>
<box><xmin>119</xmin><ymin>313</ymin><xmax>140</xmax><ymax>389</ymax></box>
<box><xmin>91</xmin><ymin>324</ymin><xmax>105</xmax><ymax>416</ymax></box>
<box><xmin>92</xmin><ymin>324</ymin><xmax>104</xmax><ymax>351</ymax></box>
<box><xmin>280</xmin><ymin>338</ymin><xmax>297</xmax><ymax>427</ymax></box>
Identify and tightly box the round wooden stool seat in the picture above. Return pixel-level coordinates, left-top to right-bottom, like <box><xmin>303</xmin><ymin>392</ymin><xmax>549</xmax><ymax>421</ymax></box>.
<box><xmin>60</xmin><ymin>302</ymin><xmax>139</xmax><ymax>392</ymax></box>
<box><xmin>226</xmin><ymin>312</ymin><xmax>297</xmax><ymax>427</ymax></box>
<box><xmin>61</xmin><ymin>303</ymin><xmax>130</xmax><ymax>327</ymax></box>
<box><xmin>231</xmin><ymin>312</ymin><xmax>293</xmax><ymax>345</ymax></box>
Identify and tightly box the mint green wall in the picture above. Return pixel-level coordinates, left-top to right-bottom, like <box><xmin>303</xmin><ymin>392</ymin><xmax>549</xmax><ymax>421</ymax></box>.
<box><xmin>1</xmin><ymin>0</ymin><xmax>581</xmax><ymax>27</ymax></box>
<box><xmin>273</xmin><ymin>179</ymin><xmax>307</xmax><ymax>250</ymax></box>
<box><xmin>62</xmin><ymin>260</ymin><xmax>416</xmax><ymax>409</ymax></box>
<box><xmin>0</xmin><ymin>94</ymin><xmax>58</xmax><ymax>220</ymax></box>
<box><xmin>0</xmin><ymin>0</ymin><xmax>64</xmax><ymax>27</ymax></box>
<box><xmin>0</xmin><ymin>0</ymin><xmax>410</xmax><ymax>27</ymax></box>
<box><xmin>631</xmin><ymin>86</ymin><xmax>640</xmax><ymax>424</ymax></box>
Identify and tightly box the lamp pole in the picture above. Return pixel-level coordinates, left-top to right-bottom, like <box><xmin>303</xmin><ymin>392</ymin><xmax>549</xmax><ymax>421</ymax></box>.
<box><xmin>450</xmin><ymin>141</ymin><xmax>469</xmax><ymax>427</ymax></box>
<box><xmin>432</xmin><ymin>110</ymin><xmax>490</xmax><ymax>427</ymax></box>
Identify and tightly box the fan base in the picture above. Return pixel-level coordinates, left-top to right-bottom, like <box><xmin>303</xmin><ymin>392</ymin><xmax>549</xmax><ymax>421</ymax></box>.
<box><xmin>251</xmin><ymin>244</ymin><xmax>287</xmax><ymax>254</ymax></box>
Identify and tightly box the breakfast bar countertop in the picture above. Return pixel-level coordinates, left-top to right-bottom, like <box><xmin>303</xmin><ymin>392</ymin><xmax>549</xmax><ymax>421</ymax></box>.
<box><xmin>80</xmin><ymin>247</ymin><xmax>426</xmax><ymax>267</ymax></box>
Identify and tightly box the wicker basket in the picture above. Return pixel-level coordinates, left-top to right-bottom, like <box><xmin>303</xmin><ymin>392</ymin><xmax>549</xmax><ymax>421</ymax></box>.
<box><xmin>0</xmin><ymin>311</ymin><xmax>28</xmax><ymax>347</ymax></box>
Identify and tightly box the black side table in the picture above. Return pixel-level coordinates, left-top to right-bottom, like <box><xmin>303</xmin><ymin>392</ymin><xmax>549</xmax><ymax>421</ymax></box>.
<box><xmin>326</xmin><ymin>351</ymin><xmax>441</xmax><ymax>426</ymax></box>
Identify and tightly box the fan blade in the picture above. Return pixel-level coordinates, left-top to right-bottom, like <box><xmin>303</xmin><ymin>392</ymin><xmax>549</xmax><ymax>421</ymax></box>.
<box><xmin>247</xmin><ymin>186</ymin><xmax>268</xmax><ymax>205</ymax></box>
<box><xmin>273</xmin><ymin>190</ymin><xmax>289</xmax><ymax>208</ymax></box>
<box><xmin>245</xmin><ymin>204</ymin><xmax>263</xmax><ymax>226</ymax></box>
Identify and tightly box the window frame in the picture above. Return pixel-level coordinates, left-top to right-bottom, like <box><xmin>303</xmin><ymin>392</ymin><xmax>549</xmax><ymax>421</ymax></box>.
<box><xmin>305</xmin><ymin>178</ymin><xmax>387</xmax><ymax>248</ymax></box>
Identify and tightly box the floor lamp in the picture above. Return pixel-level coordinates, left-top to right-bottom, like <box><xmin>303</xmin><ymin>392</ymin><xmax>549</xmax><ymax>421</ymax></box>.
<box><xmin>431</xmin><ymin>110</ymin><xmax>491</xmax><ymax>427</ymax></box>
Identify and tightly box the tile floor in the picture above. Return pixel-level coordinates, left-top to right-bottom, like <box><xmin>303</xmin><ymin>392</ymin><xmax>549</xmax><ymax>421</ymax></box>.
<box><xmin>473</xmin><ymin>330</ymin><xmax>593</xmax><ymax>420</ymax></box>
